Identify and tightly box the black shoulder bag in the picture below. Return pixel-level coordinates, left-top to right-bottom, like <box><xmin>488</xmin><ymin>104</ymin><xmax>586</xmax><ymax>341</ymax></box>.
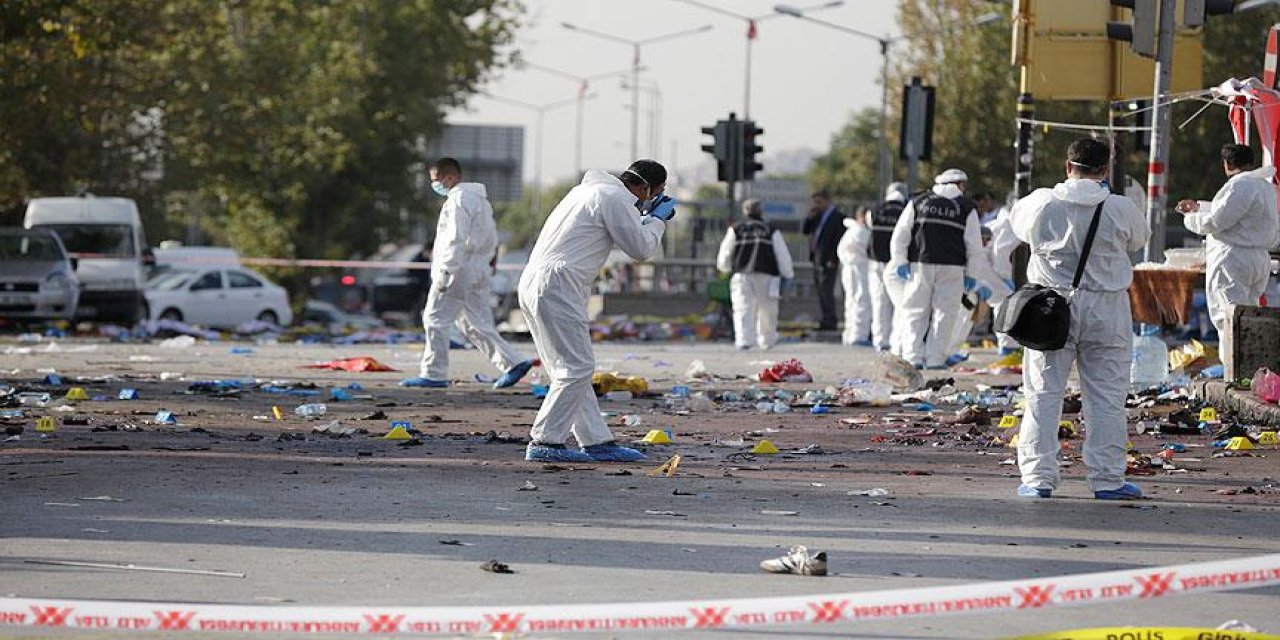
<box><xmin>994</xmin><ymin>201</ymin><xmax>1104</xmax><ymax>351</ymax></box>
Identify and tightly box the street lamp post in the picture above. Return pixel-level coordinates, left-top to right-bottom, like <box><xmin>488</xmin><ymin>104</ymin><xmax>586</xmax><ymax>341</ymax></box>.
<box><xmin>523</xmin><ymin>62</ymin><xmax>638</xmax><ymax>177</ymax></box>
<box><xmin>673</xmin><ymin>0</ymin><xmax>842</xmax><ymax>119</ymax></box>
<box><xmin>774</xmin><ymin>7</ymin><xmax>1001</xmax><ymax>198</ymax></box>
<box><xmin>561</xmin><ymin>22</ymin><xmax>713</xmax><ymax>160</ymax></box>
<box><xmin>482</xmin><ymin>92</ymin><xmax>595</xmax><ymax>215</ymax></box>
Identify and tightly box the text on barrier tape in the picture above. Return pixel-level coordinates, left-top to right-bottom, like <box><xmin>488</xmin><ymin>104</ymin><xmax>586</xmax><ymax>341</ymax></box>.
<box><xmin>1010</xmin><ymin>628</ymin><xmax>1280</xmax><ymax>640</ymax></box>
<box><xmin>1</xmin><ymin>554</ymin><xmax>1278</xmax><ymax>635</ymax></box>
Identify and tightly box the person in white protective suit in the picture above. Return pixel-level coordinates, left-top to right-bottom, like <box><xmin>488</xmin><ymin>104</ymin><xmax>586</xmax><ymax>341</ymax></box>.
<box><xmin>837</xmin><ymin>209</ymin><xmax>873</xmax><ymax>345</ymax></box>
<box><xmin>716</xmin><ymin>198</ymin><xmax>795</xmax><ymax>350</ymax></box>
<box><xmin>941</xmin><ymin>252</ymin><xmax>1013</xmax><ymax>365</ymax></box>
<box><xmin>402</xmin><ymin>157</ymin><xmax>535</xmax><ymax>389</ymax></box>
<box><xmin>985</xmin><ymin>199</ymin><xmax>1023</xmax><ymax>355</ymax></box>
<box><xmin>1176</xmin><ymin>143</ymin><xmax>1280</xmax><ymax>372</ymax></box>
<box><xmin>867</xmin><ymin>183</ymin><xmax>908</xmax><ymax>352</ymax></box>
<box><xmin>888</xmin><ymin>168</ymin><xmax>1001</xmax><ymax>369</ymax></box>
<box><xmin>518</xmin><ymin>160</ymin><xmax>676</xmax><ymax>463</ymax></box>
<box><xmin>1011</xmin><ymin>138</ymin><xmax>1150</xmax><ymax>500</ymax></box>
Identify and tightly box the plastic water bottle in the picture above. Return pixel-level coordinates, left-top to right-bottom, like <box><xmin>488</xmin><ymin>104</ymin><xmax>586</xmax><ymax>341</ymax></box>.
<box><xmin>1130</xmin><ymin>326</ymin><xmax>1169</xmax><ymax>390</ymax></box>
<box><xmin>294</xmin><ymin>403</ymin><xmax>327</xmax><ymax>417</ymax></box>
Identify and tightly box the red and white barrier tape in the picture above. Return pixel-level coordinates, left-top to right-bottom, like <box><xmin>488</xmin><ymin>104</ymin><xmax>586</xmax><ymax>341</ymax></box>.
<box><xmin>2</xmin><ymin>554</ymin><xmax>1278</xmax><ymax>635</ymax></box>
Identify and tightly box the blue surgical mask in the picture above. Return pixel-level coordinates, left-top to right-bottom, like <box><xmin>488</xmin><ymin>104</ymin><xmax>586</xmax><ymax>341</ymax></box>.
<box><xmin>431</xmin><ymin>181</ymin><xmax>449</xmax><ymax>197</ymax></box>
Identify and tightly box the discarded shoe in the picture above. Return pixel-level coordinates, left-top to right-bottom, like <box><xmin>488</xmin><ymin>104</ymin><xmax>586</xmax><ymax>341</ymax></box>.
<box><xmin>494</xmin><ymin>360</ymin><xmax>535</xmax><ymax>389</ymax></box>
<box><xmin>582</xmin><ymin>441</ymin><xmax>647</xmax><ymax>462</ymax></box>
<box><xmin>1212</xmin><ymin>423</ymin><xmax>1248</xmax><ymax>440</ymax></box>
<box><xmin>525</xmin><ymin>443</ymin><xmax>594</xmax><ymax>463</ymax></box>
<box><xmin>760</xmin><ymin>545</ymin><xmax>827</xmax><ymax>576</ymax></box>
<box><xmin>1094</xmin><ymin>482</ymin><xmax>1143</xmax><ymax>500</ymax></box>
<box><xmin>1017</xmin><ymin>484</ymin><xmax>1052</xmax><ymax>498</ymax></box>
<box><xmin>400</xmin><ymin>377</ymin><xmax>449</xmax><ymax>388</ymax></box>
<box><xmin>944</xmin><ymin>353</ymin><xmax>969</xmax><ymax>367</ymax></box>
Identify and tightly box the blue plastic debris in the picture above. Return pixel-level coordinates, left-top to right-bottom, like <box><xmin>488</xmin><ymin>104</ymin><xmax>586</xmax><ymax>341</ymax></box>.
<box><xmin>671</xmin><ymin>385</ymin><xmax>690</xmax><ymax>398</ymax></box>
<box><xmin>118</xmin><ymin>388</ymin><xmax>139</xmax><ymax>400</ymax></box>
<box><xmin>531</xmin><ymin>384</ymin><xmax>549</xmax><ymax>399</ymax></box>
<box><xmin>810</xmin><ymin>404</ymin><xmax>830</xmax><ymax>415</ymax></box>
<box><xmin>229</xmin><ymin>347</ymin><xmax>254</xmax><ymax>355</ymax></box>
<box><xmin>330</xmin><ymin>387</ymin><xmax>353</xmax><ymax>401</ymax></box>
<box><xmin>155</xmin><ymin>410</ymin><xmax>177</xmax><ymax>424</ymax></box>
<box><xmin>43</xmin><ymin>374</ymin><xmax>63</xmax><ymax>386</ymax></box>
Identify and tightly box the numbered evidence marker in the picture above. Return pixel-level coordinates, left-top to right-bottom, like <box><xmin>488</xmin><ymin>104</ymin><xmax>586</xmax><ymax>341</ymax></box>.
<box><xmin>35</xmin><ymin>416</ymin><xmax>57</xmax><ymax>433</ymax></box>
<box><xmin>1199</xmin><ymin>407</ymin><xmax>1218</xmax><ymax>423</ymax></box>
<box><xmin>999</xmin><ymin>415</ymin><xmax>1020</xmax><ymax>429</ymax></box>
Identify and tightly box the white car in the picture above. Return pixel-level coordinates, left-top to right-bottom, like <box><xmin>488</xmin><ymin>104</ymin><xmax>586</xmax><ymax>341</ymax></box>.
<box><xmin>145</xmin><ymin>267</ymin><xmax>293</xmax><ymax>328</ymax></box>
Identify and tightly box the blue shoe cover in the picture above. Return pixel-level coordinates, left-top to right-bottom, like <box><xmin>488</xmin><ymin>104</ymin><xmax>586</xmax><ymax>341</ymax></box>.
<box><xmin>944</xmin><ymin>353</ymin><xmax>969</xmax><ymax>367</ymax></box>
<box><xmin>525</xmin><ymin>443</ymin><xmax>594</xmax><ymax>463</ymax></box>
<box><xmin>494</xmin><ymin>360</ymin><xmax>535</xmax><ymax>389</ymax></box>
<box><xmin>400</xmin><ymin>377</ymin><xmax>449</xmax><ymax>388</ymax></box>
<box><xmin>1017</xmin><ymin>484</ymin><xmax>1052</xmax><ymax>498</ymax></box>
<box><xmin>582</xmin><ymin>442</ymin><xmax>647</xmax><ymax>462</ymax></box>
<box><xmin>1094</xmin><ymin>482</ymin><xmax>1143</xmax><ymax>500</ymax></box>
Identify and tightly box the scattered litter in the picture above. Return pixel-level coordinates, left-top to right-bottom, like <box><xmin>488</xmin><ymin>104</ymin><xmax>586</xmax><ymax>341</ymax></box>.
<box><xmin>79</xmin><ymin>495</ymin><xmax>126</xmax><ymax>502</ymax></box>
<box><xmin>294</xmin><ymin>403</ymin><xmax>327</xmax><ymax>418</ymax></box>
<box><xmin>761</xmin><ymin>510</ymin><xmax>798</xmax><ymax>516</ymax></box>
<box><xmin>643</xmin><ymin>510</ymin><xmax>686</xmax><ymax>517</ymax></box>
<box><xmin>877</xmin><ymin>351</ymin><xmax>924</xmax><ymax>391</ymax></box>
<box><xmin>647</xmin><ymin>454</ymin><xmax>682</xmax><ymax>477</ymax></box>
<box><xmin>44</xmin><ymin>502</ymin><xmax>80</xmax><ymax>507</ymax></box>
<box><xmin>685</xmin><ymin>360</ymin><xmax>711</xmax><ymax>380</ymax></box>
<box><xmin>117</xmin><ymin>388</ymin><xmax>139</xmax><ymax>400</ymax></box>
<box><xmin>848</xmin><ymin>488</ymin><xmax>890</xmax><ymax>497</ymax></box>
<box><xmin>439</xmin><ymin>540</ymin><xmax>473</xmax><ymax>546</ymax></box>
<box><xmin>303</xmin><ymin>357</ymin><xmax>397</xmax><ymax>372</ymax></box>
<box><xmin>480</xmin><ymin>560</ymin><xmax>514</xmax><ymax>574</ymax></box>
<box><xmin>592</xmin><ymin>372</ymin><xmax>649</xmax><ymax>395</ymax></box>
<box><xmin>517</xmin><ymin>480</ymin><xmax>538</xmax><ymax>491</ymax></box>
<box><xmin>159</xmin><ymin>335</ymin><xmax>197</xmax><ymax>349</ymax></box>
<box><xmin>154</xmin><ymin>411</ymin><xmax>177</xmax><ymax>425</ymax></box>
<box><xmin>758</xmin><ymin>359</ymin><xmax>813</xmax><ymax>383</ymax></box>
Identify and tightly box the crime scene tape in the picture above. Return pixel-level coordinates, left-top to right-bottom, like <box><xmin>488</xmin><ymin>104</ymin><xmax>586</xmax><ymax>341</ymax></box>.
<box><xmin>1010</xmin><ymin>628</ymin><xmax>1279</xmax><ymax>640</ymax></box>
<box><xmin>1</xmin><ymin>553</ymin><xmax>1277</xmax><ymax>635</ymax></box>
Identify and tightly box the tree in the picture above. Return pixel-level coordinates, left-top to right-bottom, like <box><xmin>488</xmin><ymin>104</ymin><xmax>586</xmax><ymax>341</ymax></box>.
<box><xmin>807</xmin><ymin>107</ymin><xmax>882</xmax><ymax>202</ymax></box>
<box><xmin>1</xmin><ymin>0</ymin><xmax>523</xmax><ymax>266</ymax></box>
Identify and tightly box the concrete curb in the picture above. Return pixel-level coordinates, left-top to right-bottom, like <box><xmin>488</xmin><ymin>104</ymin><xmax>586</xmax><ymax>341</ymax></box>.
<box><xmin>1193</xmin><ymin>379</ymin><xmax>1280</xmax><ymax>428</ymax></box>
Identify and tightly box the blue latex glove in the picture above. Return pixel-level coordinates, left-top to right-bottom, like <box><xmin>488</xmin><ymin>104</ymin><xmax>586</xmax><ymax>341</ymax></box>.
<box><xmin>780</xmin><ymin>277</ymin><xmax>793</xmax><ymax>290</ymax></box>
<box><xmin>976</xmin><ymin>286</ymin><xmax>993</xmax><ymax>302</ymax></box>
<box><xmin>963</xmin><ymin>276</ymin><xmax>977</xmax><ymax>291</ymax></box>
<box><xmin>895</xmin><ymin>264</ymin><xmax>911</xmax><ymax>280</ymax></box>
<box><xmin>647</xmin><ymin>195</ymin><xmax>677</xmax><ymax>221</ymax></box>
<box><xmin>1003</xmin><ymin>278</ymin><xmax>1016</xmax><ymax>291</ymax></box>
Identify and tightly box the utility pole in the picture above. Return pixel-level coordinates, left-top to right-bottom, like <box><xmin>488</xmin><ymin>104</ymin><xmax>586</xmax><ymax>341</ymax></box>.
<box><xmin>1143</xmin><ymin>0</ymin><xmax>1176</xmax><ymax>263</ymax></box>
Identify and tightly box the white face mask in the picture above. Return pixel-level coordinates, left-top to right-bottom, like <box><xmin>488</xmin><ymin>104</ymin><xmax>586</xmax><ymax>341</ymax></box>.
<box><xmin>431</xmin><ymin>181</ymin><xmax>449</xmax><ymax>197</ymax></box>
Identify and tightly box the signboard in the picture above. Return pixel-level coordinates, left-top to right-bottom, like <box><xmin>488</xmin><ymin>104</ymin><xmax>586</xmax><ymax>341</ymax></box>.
<box><xmin>749</xmin><ymin>178</ymin><xmax>809</xmax><ymax>221</ymax></box>
<box><xmin>1012</xmin><ymin>0</ymin><xmax>1204</xmax><ymax>101</ymax></box>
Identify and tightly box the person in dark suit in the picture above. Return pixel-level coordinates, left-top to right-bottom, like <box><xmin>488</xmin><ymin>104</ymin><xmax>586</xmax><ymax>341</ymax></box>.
<box><xmin>802</xmin><ymin>189</ymin><xmax>845</xmax><ymax>331</ymax></box>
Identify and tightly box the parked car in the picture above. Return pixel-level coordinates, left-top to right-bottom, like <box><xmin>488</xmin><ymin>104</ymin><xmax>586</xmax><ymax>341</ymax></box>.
<box><xmin>24</xmin><ymin>195</ymin><xmax>147</xmax><ymax>323</ymax></box>
<box><xmin>144</xmin><ymin>267</ymin><xmax>292</xmax><ymax>328</ymax></box>
<box><xmin>0</xmin><ymin>227</ymin><xmax>81</xmax><ymax>321</ymax></box>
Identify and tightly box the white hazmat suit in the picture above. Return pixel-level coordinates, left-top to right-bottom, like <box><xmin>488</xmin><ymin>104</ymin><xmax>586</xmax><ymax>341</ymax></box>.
<box><xmin>518</xmin><ymin>170</ymin><xmax>665</xmax><ymax>447</ymax></box>
<box><xmin>716</xmin><ymin>215</ymin><xmax>795</xmax><ymax>350</ymax></box>
<box><xmin>889</xmin><ymin>176</ymin><xmax>1000</xmax><ymax>368</ymax></box>
<box><xmin>1012</xmin><ymin>178</ymin><xmax>1150</xmax><ymax>494</ymax></box>
<box><xmin>420</xmin><ymin>182</ymin><xmax>526</xmax><ymax>380</ymax></box>
<box><xmin>837</xmin><ymin>217</ymin><xmax>872</xmax><ymax>345</ymax></box>
<box><xmin>1182</xmin><ymin>166</ymin><xmax>1280</xmax><ymax>370</ymax></box>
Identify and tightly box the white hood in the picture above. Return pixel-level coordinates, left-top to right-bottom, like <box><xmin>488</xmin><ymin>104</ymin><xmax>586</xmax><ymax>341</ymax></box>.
<box><xmin>932</xmin><ymin>183</ymin><xmax>963</xmax><ymax>200</ymax></box>
<box><xmin>453</xmin><ymin>182</ymin><xmax>488</xmax><ymax>198</ymax></box>
<box><xmin>1051</xmin><ymin>178</ymin><xmax>1111</xmax><ymax>207</ymax></box>
<box><xmin>1239</xmin><ymin>165</ymin><xmax>1277</xmax><ymax>182</ymax></box>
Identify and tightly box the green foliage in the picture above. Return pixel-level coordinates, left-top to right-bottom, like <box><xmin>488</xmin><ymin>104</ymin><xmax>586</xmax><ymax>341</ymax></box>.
<box><xmin>1</xmin><ymin>0</ymin><xmax>523</xmax><ymax>261</ymax></box>
<box><xmin>494</xmin><ymin>179</ymin><xmax>577</xmax><ymax>250</ymax></box>
<box><xmin>808</xmin><ymin>107</ymin><xmax>882</xmax><ymax>201</ymax></box>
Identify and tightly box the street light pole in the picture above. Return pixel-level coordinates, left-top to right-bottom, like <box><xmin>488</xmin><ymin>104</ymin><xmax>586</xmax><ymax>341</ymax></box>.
<box><xmin>561</xmin><ymin>22</ymin><xmax>712</xmax><ymax>160</ymax></box>
<box><xmin>482</xmin><ymin>93</ymin><xmax>592</xmax><ymax>214</ymax></box>
<box><xmin>523</xmin><ymin>62</ymin><xmax>636</xmax><ymax>177</ymax></box>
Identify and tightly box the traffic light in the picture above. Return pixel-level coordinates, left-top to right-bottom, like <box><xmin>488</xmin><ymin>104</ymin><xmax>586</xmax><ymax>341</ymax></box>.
<box><xmin>701</xmin><ymin>120</ymin><xmax>734</xmax><ymax>182</ymax></box>
<box><xmin>1107</xmin><ymin>0</ymin><xmax>1156</xmax><ymax>58</ymax></box>
<box><xmin>1181</xmin><ymin>0</ymin><xmax>1234</xmax><ymax>28</ymax></box>
<box><xmin>740</xmin><ymin>120</ymin><xmax>764</xmax><ymax>181</ymax></box>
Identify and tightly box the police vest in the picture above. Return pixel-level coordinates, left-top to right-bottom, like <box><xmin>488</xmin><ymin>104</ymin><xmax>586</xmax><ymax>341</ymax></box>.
<box><xmin>731</xmin><ymin>219</ymin><xmax>781</xmax><ymax>276</ymax></box>
<box><xmin>906</xmin><ymin>193</ymin><xmax>971</xmax><ymax>266</ymax></box>
<box><xmin>869</xmin><ymin>199</ymin><xmax>905</xmax><ymax>263</ymax></box>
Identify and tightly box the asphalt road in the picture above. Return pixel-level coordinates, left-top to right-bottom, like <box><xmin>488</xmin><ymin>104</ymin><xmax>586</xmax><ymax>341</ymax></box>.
<box><xmin>1</xmin><ymin>338</ymin><xmax>1277</xmax><ymax>639</ymax></box>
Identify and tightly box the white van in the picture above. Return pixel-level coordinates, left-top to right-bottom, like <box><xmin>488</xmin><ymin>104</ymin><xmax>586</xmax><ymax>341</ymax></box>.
<box><xmin>24</xmin><ymin>195</ymin><xmax>147</xmax><ymax>323</ymax></box>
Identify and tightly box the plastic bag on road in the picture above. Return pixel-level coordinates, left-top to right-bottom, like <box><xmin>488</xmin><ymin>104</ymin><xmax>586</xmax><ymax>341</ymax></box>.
<box><xmin>875</xmin><ymin>351</ymin><xmax>923</xmax><ymax>392</ymax></box>
<box><xmin>1251</xmin><ymin>368</ymin><xmax>1280</xmax><ymax>404</ymax></box>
